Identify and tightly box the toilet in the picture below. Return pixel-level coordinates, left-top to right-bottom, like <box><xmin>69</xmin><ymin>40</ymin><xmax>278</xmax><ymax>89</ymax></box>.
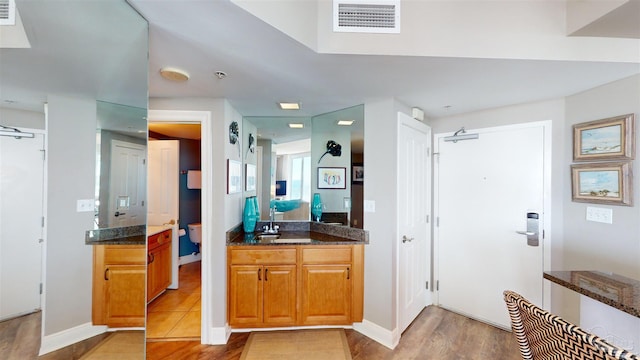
<box><xmin>187</xmin><ymin>223</ymin><xmax>202</xmax><ymax>249</ymax></box>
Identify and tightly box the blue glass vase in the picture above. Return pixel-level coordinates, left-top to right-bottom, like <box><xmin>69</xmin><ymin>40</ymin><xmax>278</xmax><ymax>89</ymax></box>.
<box><xmin>243</xmin><ymin>196</ymin><xmax>257</xmax><ymax>232</ymax></box>
<box><xmin>311</xmin><ymin>193</ymin><xmax>323</xmax><ymax>222</ymax></box>
<box><xmin>252</xmin><ymin>196</ymin><xmax>260</xmax><ymax>221</ymax></box>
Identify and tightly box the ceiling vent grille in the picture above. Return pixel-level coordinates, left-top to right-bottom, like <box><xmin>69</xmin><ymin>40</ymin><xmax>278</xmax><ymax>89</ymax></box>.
<box><xmin>333</xmin><ymin>0</ymin><xmax>400</xmax><ymax>34</ymax></box>
<box><xmin>0</xmin><ymin>0</ymin><xmax>16</xmax><ymax>26</ymax></box>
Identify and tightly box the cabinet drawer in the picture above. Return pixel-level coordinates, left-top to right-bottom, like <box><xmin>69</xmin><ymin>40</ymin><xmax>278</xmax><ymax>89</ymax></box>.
<box><xmin>230</xmin><ymin>248</ymin><xmax>296</xmax><ymax>265</ymax></box>
<box><xmin>148</xmin><ymin>229</ymin><xmax>171</xmax><ymax>251</ymax></box>
<box><xmin>302</xmin><ymin>247</ymin><xmax>352</xmax><ymax>264</ymax></box>
<box><xmin>103</xmin><ymin>245</ymin><xmax>146</xmax><ymax>265</ymax></box>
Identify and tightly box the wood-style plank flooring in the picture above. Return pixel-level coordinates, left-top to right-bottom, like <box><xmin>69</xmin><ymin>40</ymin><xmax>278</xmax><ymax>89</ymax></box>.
<box><xmin>146</xmin><ymin>306</ymin><xmax>522</xmax><ymax>359</ymax></box>
<box><xmin>0</xmin><ymin>311</ymin><xmax>42</xmax><ymax>360</ymax></box>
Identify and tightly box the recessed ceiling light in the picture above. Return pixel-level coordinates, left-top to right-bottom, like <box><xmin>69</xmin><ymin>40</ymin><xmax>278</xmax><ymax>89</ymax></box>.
<box><xmin>337</xmin><ymin>120</ymin><xmax>354</xmax><ymax>126</ymax></box>
<box><xmin>160</xmin><ymin>67</ymin><xmax>189</xmax><ymax>82</ymax></box>
<box><xmin>279</xmin><ymin>102</ymin><xmax>300</xmax><ymax>110</ymax></box>
<box><xmin>288</xmin><ymin>123</ymin><xmax>304</xmax><ymax>129</ymax></box>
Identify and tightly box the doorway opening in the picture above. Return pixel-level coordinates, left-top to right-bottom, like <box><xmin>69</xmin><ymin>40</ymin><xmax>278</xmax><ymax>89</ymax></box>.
<box><xmin>146</xmin><ymin>122</ymin><xmax>203</xmax><ymax>341</ymax></box>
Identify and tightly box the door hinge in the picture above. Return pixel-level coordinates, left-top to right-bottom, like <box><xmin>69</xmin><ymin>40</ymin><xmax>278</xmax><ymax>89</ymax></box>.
<box><xmin>141</xmin><ymin>200</ymin><xmax>145</xmax><ymax>206</ymax></box>
<box><xmin>39</xmin><ymin>283</ymin><xmax>43</xmax><ymax>294</ymax></box>
<box><xmin>436</xmin><ymin>217</ymin><xmax>439</xmax><ymax>227</ymax></box>
<box><xmin>38</xmin><ymin>238</ymin><xmax>43</xmax><ymax>243</ymax></box>
<box><xmin>41</xmin><ymin>216</ymin><xmax>45</xmax><ymax>227</ymax></box>
<box><xmin>142</xmin><ymin>159</ymin><xmax>146</xmax><ymax>165</ymax></box>
<box><xmin>542</xmin><ymin>230</ymin><xmax>545</xmax><ymax>239</ymax></box>
<box><xmin>427</xmin><ymin>147</ymin><xmax>431</xmax><ymax>157</ymax></box>
<box><xmin>426</xmin><ymin>281</ymin><xmax>429</xmax><ymax>290</ymax></box>
<box><xmin>40</xmin><ymin>149</ymin><xmax>46</xmax><ymax>160</ymax></box>
<box><xmin>436</xmin><ymin>280</ymin><xmax>439</xmax><ymax>291</ymax></box>
<box><xmin>426</xmin><ymin>215</ymin><xmax>429</xmax><ymax>223</ymax></box>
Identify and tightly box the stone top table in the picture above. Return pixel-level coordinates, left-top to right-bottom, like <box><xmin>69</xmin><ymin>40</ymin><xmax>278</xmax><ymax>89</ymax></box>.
<box><xmin>544</xmin><ymin>270</ymin><xmax>640</xmax><ymax>318</ymax></box>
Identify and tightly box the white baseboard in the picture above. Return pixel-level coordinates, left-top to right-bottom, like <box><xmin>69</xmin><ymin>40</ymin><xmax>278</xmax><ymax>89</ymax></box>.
<box><xmin>203</xmin><ymin>325</ymin><xmax>231</xmax><ymax>345</ymax></box>
<box><xmin>353</xmin><ymin>319</ymin><xmax>399</xmax><ymax>350</ymax></box>
<box><xmin>179</xmin><ymin>253</ymin><xmax>201</xmax><ymax>265</ymax></box>
<box><xmin>39</xmin><ymin>322</ymin><xmax>108</xmax><ymax>355</ymax></box>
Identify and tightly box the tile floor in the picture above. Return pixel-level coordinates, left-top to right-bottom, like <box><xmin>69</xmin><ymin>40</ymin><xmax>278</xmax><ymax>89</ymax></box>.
<box><xmin>146</xmin><ymin>261</ymin><xmax>201</xmax><ymax>340</ymax></box>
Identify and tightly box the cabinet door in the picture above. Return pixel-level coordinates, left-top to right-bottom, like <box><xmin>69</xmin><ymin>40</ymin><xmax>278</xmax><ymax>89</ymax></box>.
<box><xmin>104</xmin><ymin>264</ymin><xmax>145</xmax><ymax>327</ymax></box>
<box><xmin>229</xmin><ymin>265</ymin><xmax>262</xmax><ymax>326</ymax></box>
<box><xmin>148</xmin><ymin>242</ymin><xmax>171</xmax><ymax>303</ymax></box>
<box><xmin>301</xmin><ymin>265</ymin><xmax>351</xmax><ymax>325</ymax></box>
<box><xmin>263</xmin><ymin>265</ymin><xmax>296</xmax><ymax>326</ymax></box>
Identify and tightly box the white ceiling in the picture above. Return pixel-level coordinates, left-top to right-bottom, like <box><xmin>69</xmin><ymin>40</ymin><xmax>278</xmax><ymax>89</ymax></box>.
<box><xmin>131</xmin><ymin>0</ymin><xmax>640</xmax><ymax>119</ymax></box>
<box><xmin>1</xmin><ymin>0</ymin><xmax>639</xmax><ymax>123</ymax></box>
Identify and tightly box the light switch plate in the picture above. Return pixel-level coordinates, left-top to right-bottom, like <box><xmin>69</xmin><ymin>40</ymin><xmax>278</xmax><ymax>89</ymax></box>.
<box><xmin>364</xmin><ymin>200</ymin><xmax>376</xmax><ymax>213</ymax></box>
<box><xmin>77</xmin><ymin>199</ymin><xmax>95</xmax><ymax>212</ymax></box>
<box><xmin>586</xmin><ymin>206</ymin><xmax>613</xmax><ymax>224</ymax></box>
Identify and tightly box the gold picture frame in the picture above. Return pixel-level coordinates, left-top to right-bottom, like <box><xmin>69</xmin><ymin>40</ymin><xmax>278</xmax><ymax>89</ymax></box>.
<box><xmin>573</xmin><ymin>113</ymin><xmax>635</xmax><ymax>162</ymax></box>
<box><xmin>570</xmin><ymin>162</ymin><xmax>633</xmax><ymax>206</ymax></box>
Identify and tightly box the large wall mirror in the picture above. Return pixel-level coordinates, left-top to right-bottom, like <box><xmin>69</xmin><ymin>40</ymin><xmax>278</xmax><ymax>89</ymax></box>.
<box><xmin>0</xmin><ymin>1</ymin><xmax>149</xmax><ymax>230</ymax></box>
<box><xmin>243</xmin><ymin>104</ymin><xmax>364</xmax><ymax>228</ymax></box>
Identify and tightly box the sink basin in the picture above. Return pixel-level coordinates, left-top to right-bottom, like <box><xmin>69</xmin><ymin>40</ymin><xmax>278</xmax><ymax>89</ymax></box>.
<box><xmin>270</xmin><ymin>238</ymin><xmax>312</xmax><ymax>244</ymax></box>
<box><xmin>254</xmin><ymin>233</ymin><xmax>281</xmax><ymax>241</ymax></box>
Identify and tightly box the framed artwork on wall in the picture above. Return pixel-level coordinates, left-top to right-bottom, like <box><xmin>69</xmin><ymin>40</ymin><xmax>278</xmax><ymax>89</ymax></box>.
<box><xmin>227</xmin><ymin>159</ymin><xmax>242</xmax><ymax>194</ymax></box>
<box><xmin>570</xmin><ymin>162</ymin><xmax>632</xmax><ymax>206</ymax></box>
<box><xmin>352</xmin><ymin>164</ymin><xmax>364</xmax><ymax>184</ymax></box>
<box><xmin>317</xmin><ymin>167</ymin><xmax>346</xmax><ymax>189</ymax></box>
<box><xmin>573</xmin><ymin>114</ymin><xmax>635</xmax><ymax>162</ymax></box>
<box><xmin>245</xmin><ymin>163</ymin><xmax>256</xmax><ymax>192</ymax></box>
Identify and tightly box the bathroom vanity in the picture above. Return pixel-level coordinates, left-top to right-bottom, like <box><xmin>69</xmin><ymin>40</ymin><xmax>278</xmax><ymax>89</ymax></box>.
<box><xmin>226</xmin><ymin>221</ymin><xmax>368</xmax><ymax>328</ymax></box>
<box><xmin>147</xmin><ymin>228</ymin><xmax>173</xmax><ymax>303</ymax></box>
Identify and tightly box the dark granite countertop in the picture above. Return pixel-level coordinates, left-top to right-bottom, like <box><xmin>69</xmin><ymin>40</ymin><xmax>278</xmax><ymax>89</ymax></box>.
<box><xmin>85</xmin><ymin>225</ymin><xmax>146</xmax><ymax>245</ymax></box>
<box><xmin>544</xmin><ymin>271</ymin><xmax>640</xmax><ymax>318</ymax></box>
<box><xmin>227</xmin><ymin>221</ymin><xmax>368</xmax><ymax>246</ymax></box>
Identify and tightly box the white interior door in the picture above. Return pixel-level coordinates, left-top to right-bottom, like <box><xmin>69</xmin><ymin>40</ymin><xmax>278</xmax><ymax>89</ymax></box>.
<box><xmin>109</xmin><ymin>140</ymin><xmax>146</xmax><ymax>227</ymax></box>
<box><xmin>147</xmin><ymin>140</ymin><xmax>179</xmax><ymax>288</ymax></box>
<box><xmin>0</xmin><ymin>132</ymin><xmax>45</xmax><ymax>320</ymax></box>
<box><xmin>435</xmin><ymin>122</ymin><xmax>548</xmax><ymax>329</ymax></box>
<box><xmin>397</xmin><ymin>112</ymin><xmax>432</xmax><ymax>333</ymax></box>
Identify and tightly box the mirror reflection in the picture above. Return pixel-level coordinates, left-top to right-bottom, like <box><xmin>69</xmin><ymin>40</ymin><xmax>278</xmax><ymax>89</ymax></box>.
<box><xmin>243</xmin><ymin>104</ymin><xmax>364</xmax><ymax>227</ymax></box>
<box><xmin>95</xmin><ymin>101</ymin><xmax>147</xmax><ymax>229</ymax></box>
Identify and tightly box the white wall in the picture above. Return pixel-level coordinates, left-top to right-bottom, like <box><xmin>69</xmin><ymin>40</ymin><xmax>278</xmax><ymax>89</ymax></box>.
<box><xmin>0</xmin><ymin>107</ymin><xmax>45</xmax><ymax>129</ymax></box>
<box><xmin>361</xmin><ymin>97</ymin><xmax>411</xmax><ymax>332</ymax></box>
<box><xmin>562</xmin><ymin>74</ymin><xmax>640</xmax><ymax>321</ymax></box>
<box><xmin>44</xmin><ymin>95</ymin><xmax>96</xmax><ymax>335</ymax></box>
<box><xmin>149</xmin><ymin>97</ymin><xmax>243</xmax><ymax>329</ymax></box>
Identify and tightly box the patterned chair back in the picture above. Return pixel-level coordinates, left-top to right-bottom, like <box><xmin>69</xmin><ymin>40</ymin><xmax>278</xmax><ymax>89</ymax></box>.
<box><xmin>503</xmin><ymin>290</ymin><xmax>638</xmax><ymax>360</ymax></box>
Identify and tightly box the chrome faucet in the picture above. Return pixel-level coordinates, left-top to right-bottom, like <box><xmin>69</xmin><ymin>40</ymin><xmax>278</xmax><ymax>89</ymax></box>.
<box><xmin>263</xmin><ymin>206</ymin><xmax>279</xmax><ymax>234</ymax></box>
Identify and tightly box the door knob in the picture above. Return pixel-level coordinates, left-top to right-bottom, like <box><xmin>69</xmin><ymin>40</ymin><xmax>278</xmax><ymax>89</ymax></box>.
<box><xmin>402</xmin><ymin>235</ymin><xmax>414</xmax><ymax>243</ymax></box>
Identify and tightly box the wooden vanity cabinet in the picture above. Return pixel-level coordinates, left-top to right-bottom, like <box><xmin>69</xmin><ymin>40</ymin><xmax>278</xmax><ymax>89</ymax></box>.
<box><xmin>228</xmin><ymin>248</ymin><xmax>297</xmax><ymax>327</ymax></box>
<box><xmin>92</xmin><ymin>245</ymin><xmax>146</xmax><ymax>328</ymax></box>
<box><xmin>147</xmin><ymin>229</ymin><xmax>172</xmax><ymax>303</ymax></box>
<box><xmin>227</xmin><ymin>244</ymin><xmax>364</xmax><ymax>328</ymax></box>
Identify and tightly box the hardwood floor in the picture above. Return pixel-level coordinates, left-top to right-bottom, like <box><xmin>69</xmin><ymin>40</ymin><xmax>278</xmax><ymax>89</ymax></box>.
<box><xmin>0</xmin><ymin>311</ymin><xmax>41</xmax><ymax>360</ymax></box>
<box><xmin>146</xmin><ymin>306</ymin><xmax>522</xmax><ymax>359</ymax></box>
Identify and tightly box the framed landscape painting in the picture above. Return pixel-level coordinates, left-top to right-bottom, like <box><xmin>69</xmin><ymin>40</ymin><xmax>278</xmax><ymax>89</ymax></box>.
<box><xmin>573</xmin><ymin>114</ymin><xmax>635</xmax><ymax>162</ymax></box>
<box><xmin>571</xmin><ymin>162</ymin><xmax>632</xmax><ymax>206</ymax></box>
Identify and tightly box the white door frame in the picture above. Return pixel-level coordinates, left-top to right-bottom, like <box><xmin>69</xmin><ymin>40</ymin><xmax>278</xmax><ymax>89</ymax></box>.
<box><xmin>147</xmin><ymin>110</ymin><xmax>213</xmax><ymax>343</ymax></box>
<box><xmin>433</xmin><ymin>120</ymin><xmax>552</xmax><ymax>312</ymax></box>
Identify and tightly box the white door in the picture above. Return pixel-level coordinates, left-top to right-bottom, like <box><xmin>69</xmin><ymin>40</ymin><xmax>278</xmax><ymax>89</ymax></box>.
<box><xmin>435</xmin><ymin>122</ymin><xmax>548</xmax><ymax>329</ymax></box>
<box><xmin>0</xmin><ymin>132</ymin><xmax>45</xmax><ymax>320</ymax></box>
<box><xmin>147</xmin><ymin>140</ymin><xmax>179</xmax><ymax>288</ymax></box>
<box><xmin>109</xmin><ymin>140</ymin><xmax>146</xmax><ymax>227</ymax></box>
<box><xmin>397</xmin><ymin>112</ymin><xmax>432</xmax><ymax>333</ymax></box>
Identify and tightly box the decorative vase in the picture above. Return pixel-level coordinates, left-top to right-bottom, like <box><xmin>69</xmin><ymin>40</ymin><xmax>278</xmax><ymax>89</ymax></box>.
<box><xmin>252</xmin><ymin>196</ymin><xmax>260</xmax><ymax>221</ymax></box>
<box><xmin>311</xmin><ymin>193</ymin><xmax>323</xmax><ymax>222</ymax></box>
<box><xmin>243</xmin><ymin>196</ymin><xmax>257</xmax><ymax>232</ymax></box>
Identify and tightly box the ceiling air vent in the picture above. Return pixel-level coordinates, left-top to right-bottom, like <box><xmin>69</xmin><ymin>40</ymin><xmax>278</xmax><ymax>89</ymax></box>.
<box><xmin>0</xmin><ymin>0</ymin><xmax>16</xmax><ymax>26</ymax></box>
<box><xmin>334</xmin><ymin>0</ymin><xmax>400</xmax><ymax>34</ymax></box>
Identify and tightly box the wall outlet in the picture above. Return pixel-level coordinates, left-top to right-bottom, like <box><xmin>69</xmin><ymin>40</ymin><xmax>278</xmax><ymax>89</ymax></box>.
<box><xmin>77</xmin><ymin>199</ymin><xmax>95</xmax><ymax>212</ymax></box>
<box><xmin>586</xmin><ymin>206</ymin><xmax>613</xmax><ymax>224</ymax></box>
